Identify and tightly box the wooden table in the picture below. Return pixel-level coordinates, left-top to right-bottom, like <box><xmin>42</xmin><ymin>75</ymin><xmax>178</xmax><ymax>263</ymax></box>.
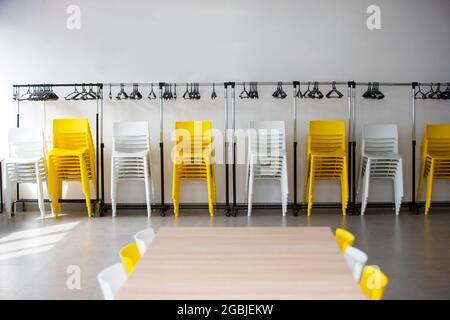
<box><xmin>117</xmin><ymin>227</ymin><xmax>365</xmax><ymax>300</ymax></box>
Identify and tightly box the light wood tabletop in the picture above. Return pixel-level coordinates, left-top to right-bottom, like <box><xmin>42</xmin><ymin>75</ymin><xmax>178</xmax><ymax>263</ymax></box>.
<box><xmin>117</xmin><ymin>227</ymin><xmax>365</xmax><ymax>300</ymax></box>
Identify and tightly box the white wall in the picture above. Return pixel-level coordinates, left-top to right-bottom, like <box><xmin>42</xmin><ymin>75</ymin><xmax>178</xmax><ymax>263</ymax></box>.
<box><xmin>0</xmin><ymin>0</ymin><xmax>449</xmax><ymax>207</ymax></box>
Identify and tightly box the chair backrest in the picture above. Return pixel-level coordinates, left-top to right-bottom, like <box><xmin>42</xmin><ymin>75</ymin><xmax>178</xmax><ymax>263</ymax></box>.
<box><xmin>97</xmin><ymin>263</ymin><xmax>127</xmax><ymax>300</ymax></box>
<box><xmin>52</xmin><ymin>118</ymin><xmax>93</xmax><ymax>150</ymax></box>
<box><xmin>308</xmin><ymin>120</ymin><xmax>346</xmax><ymax>154</ymax></box>
<box><xmin>113</xmin><ymin>121</ymin><xmax>150</xmax><ymax>153</ymax></box>
<box><xmin>344</xmin><ymin>246</ymin><xmax>368</xmax><ymax>282</ymax></box>
<box><xmin>360</xmin><ymin>265</ymin><xmax>389</xmax><ymax>300</ymax></box>
<box><xmin>335</xmin><ymin>228</ymin><xmax>355</xmax><ymax>254</ymax></box>
<box><xmin>248</xmin><ymin>121</ymin><xmax>286</xmax><ymax>156</ymax></box>
<box><xmin>134</xmin><ymin>228</ymin><xmax>155</xmax><ymax>256</ymax></box>
<box><xmin>174</xmin><ymin>121</ymin><xmax>213</xmax><ymax>160</ymax></box>
<box><xmin>119</xmin><ymin>242</ymin><xmax>141</xmax><ymax>276</ymax></box>
<box><xmin>362</xmin><ymin>124</ymin><xmax>398</xmax><ymax>154</ymax></box>
<box><xmin>424</xmin><ymin>124</ymin><xmax>450</xmax><ymax>155</ymax></box>
<box><xmin>8</xmin><ymin>128</ymin><xmax>45</xmax><ymax>159</ymax></box>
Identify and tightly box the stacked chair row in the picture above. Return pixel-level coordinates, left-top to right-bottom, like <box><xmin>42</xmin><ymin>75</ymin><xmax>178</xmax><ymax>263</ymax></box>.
<box><xmin>3</xmin><ymin>120</ymin><xmax>450</xmax><ymax>217</ymax></box>
<box><xmin>97</xmin><ymin>228</ymin><xmax>155</xmax><ymax>300</ymax></box>
<box><xmin>335</xmin><ymin>228</ymin><xmax>389</xmax><ymax>300</ymax></box>
<box><xmin>3</xmin><ymin>119</ymin><xmax>96</xmax><ymax>218</ymax></box>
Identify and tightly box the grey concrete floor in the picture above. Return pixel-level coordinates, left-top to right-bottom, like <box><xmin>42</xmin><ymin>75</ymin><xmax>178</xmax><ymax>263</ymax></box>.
<box><xmin>0</xmin><ymin>206</ymin><xmax>449</xmax><ymax>300</ymax></box>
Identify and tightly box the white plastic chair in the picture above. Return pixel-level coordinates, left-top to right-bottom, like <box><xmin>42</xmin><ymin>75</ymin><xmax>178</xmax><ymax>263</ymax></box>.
<box><xmin>245</xmin><ymin>121</ymin><xmax>288</xmax><ymax>216</ymax></box>
<box><xmin>357</xmin><ymin>124</ymin><xmax>404</xmax><ymax>215</ymax></box>
<box><xmin>97</xmin><ymin>263</ymin><xmax>127</xmax><ymax>300</ymax></box>
<box><xmin>134</xmin><ymin>227</ymin><xmax>155</xmax><ymax>256</ymax></box>
<box><xmin>111</xmin><ymin>121</ymin><xmax>154</xmax><ymax>217</ymax></box>
<box><xmin>3</xmin><ymin>128</ymin><xmax>47</xmax><ymax>218</ymax></box>
<box><xmin>343</xmin><ymin>246</ymin><xmax>368</xmax><ymax>282</ymax></box>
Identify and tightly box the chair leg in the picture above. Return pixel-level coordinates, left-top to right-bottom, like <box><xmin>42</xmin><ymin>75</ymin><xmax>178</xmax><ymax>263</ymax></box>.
<box><xmin>172</xmin><ymin>165</ymin><xmax>180</xmax><ymax>217</ymax></box>
<box><xmin>361</xmin><ymin>159</ymin><xmax>371</xmax><ymax>216</ymax></box>
<box><xmin>4</xmin><ymin>170</ymin><xmax>12</xmax><ymax>218</ymax></box>
<box><xmin>248</xmin><ymin>163</ymin><xmax>254</xmax><ymax>217</ymax></box>
<box><xmin>303</xmin><ymin>158</ymin><xmax>310</xmax><ymax>205</ymax></box>
<box><xmin>416</xmin><ymin>159</ymin><xmax>426</xmax><ymax>203</ymax></box>
<box><xmin>143</xmin><ymin>157</ymin><xmax>152</xmax><ymax>218</ymax></box>
<box><xmin>307</xmin><ymin>157</ymin><xmax>315</xmax><ymax>216</ymax></box>
<box><xmin>35</xmin><ymin>162</ymin><xmax>45</xmax><ymax>218</ymax></box>
<box><xmin>111</xmin><ymin>158</ymin><xmax>117</xmax><ymax>217</ymax></box>
<box><xmin>425</xmin><ymin>161</ymin><xmax>434</xmax><ymax>215</ymax></box>
<box><xmin>281</xmin><ymin>159</ymin><xmax>288</xmax><ymax>216</ymax></box>
<box><xmin>79</xmin><ymin>156</ymin><xmax>91</xmax><ymax>218</ymax></box>
<box><xmin>394</xmin><ymin>159</ymin><xmax>404</xmax><ymax>215</ymax></box>
<box><xmin>206</xmin><ymin>164</ymin><xmax>214</xmax><ymax>216</ymax></box>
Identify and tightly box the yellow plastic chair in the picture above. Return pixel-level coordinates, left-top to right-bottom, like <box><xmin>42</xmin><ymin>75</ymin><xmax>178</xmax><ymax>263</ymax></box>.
<box><xmin>47</xmin><ymin>119</ymin><xmax>96</xmax><ymax>217</ymax></box>
<box><xmin>335</xmin><ymin>228</ymin><xmax>355</xmax><ymax>253</ymax></box>
<box><xmin>118</xmin><ymin>242</ymin><xmax>141</xmax><ymax>276</ymax></box>
<box><xmin>360</xmin><ymin>265</ymin><xmax>389</xmax><ymax>300</ymax></box>
<box><xmin>416</xmin><ymin>124</ymin><xmax>450</xmax><ymax>214</ymax></box>
<box><xmin>172</xmin><ymin>121</ymin><xmax>216</xmax><ymax>216</ymax></box>
<box><xmin>303</xmin><ymin>120</ymin><xmax>349</xmax><ymax>215</ymax></box>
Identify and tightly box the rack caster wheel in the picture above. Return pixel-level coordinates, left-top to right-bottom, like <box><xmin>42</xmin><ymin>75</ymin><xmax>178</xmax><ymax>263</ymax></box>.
<box><xmin>160</xmin><ymin>208</ymin><xmax>167</xmax><ymax>217</ymax></box>
<box><xmin>225</xmin><ymin>208</ymin><xmax>231</xmax><ymax>216</ymax></box>
<box><xmin>231</xmin><ymin>208</ymin><xmax>238</xmax><ymax>217</ymax></box>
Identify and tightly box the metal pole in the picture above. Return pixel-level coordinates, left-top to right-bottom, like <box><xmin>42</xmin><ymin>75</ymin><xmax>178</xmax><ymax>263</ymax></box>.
<box><xmin>292</xmin><ymin>81</ymin><xmax>299</xmax><ymax>216</ymax></box>
<box><xmin>230</xmin><ymin>82</ymin><xmax>237</xmax><ymax>216</ymax></box>
<box><xmin>351</xmin><ymin>82</ymin><xmax>357</xmax><ymax>215</ymax></box>
<box><xmin>95</xmin><ymin>98</ymin><xmax>99</xmax><ymax>217</ymax></box>
<box><xmin>347</xmin><ymin>83</ymin><xmax>353</xmax><ymax>215</ymax></box>
<box><xmin>411</xmin><ymin>82</ymin><xmax>418</xmax><ymax>213</ymax></box>
<box><xmin>99</xmin><ymin>85</ymin><xmax>105</xmax><ymax>215</ymax></box>
<box><xmin>159</xmin><ymin>82</ymin><xmax>166</xmax><ymax>216</ymax></box>
<box><xmin>16</xmin><ymin>87</ymin><xmax>20</xmax><ymax>215</ymax></box>
<box><xmin>224</xmin><ymin>83</ymin><xmax>231</xmax><ymax>216</ymax></box>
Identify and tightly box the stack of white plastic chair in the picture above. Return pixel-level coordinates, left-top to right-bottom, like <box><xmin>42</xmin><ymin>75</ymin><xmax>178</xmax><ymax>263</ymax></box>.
<box><xmin>343</xmin><ymin>246</ymin><xmax>368</xmax><ymax>282</ymax></box>
<box><xmin>3</xmin><ymin>128</ymin><xmax>47</xmax><ymax>218</ymax></box>
<box><xmin>246</xmin><ymin>121</ymin><xmax>288</xmax><ymax>216</ymax></box>
<box><xmin>111</xmin><ymin>121</ymin><xmax>154</xmax><ymax>217</ymax></box>
<box><xmin>357</xmin><ymin>124</ymin><xmax>403</xmax><ymax>215</ymax></box>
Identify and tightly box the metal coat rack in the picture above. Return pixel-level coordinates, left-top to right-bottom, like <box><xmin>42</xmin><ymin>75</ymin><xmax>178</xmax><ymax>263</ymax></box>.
<box><xmin>8</xmin><ymin>83</ymin><xmax>106</xmax><ymax>216</ymax></box>
<box><xmin>4</xmin><ymin>80</ymin><xmax>449</xmax><ymax>217</ymax></box>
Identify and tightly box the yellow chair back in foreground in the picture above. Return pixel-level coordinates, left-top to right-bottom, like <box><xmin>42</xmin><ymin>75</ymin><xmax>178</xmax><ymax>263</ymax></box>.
<box><xmin>172</xmin><ymin>121</ymin><xmax>216</xmax><ymax>216</ymax></box>
<box><xmin>304</xmin><ymin>120</ymin><xmax>348</xmax><ymax>215</ymax></box>
<box><xmin>416</xmin><ymin>124</ymin><xmax>450</xmax><ymax>214</ymax></box>
<box><xmin>335</xmin><ymin>228</ymin><xmax>355</xmax><ymax>253</ymax></box>
<box><xmin>119</xmin><ymin>242</ymin><xmax>141</xmax><ymax>276</ymax></box>
<box><xmin>360</xmin><ymin>265</ymin><xmax>389</xmax><ymax>300</ymax></box>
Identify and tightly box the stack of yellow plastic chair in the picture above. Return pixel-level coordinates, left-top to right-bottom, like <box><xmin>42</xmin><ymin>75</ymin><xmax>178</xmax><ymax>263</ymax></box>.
<box><xmin>303</xmin><ymin>120</ymin><xmax>348</xmax><ymax>216</ymax></box>
<box><xmin>416</xmin><ymin>124</ymin><xmax>450</xmax><ymax>214</ymax></box>
<box><xmin>172</xmin><ymin>121</ymin><xmax>216</xmax><ymax>216</ymax></box>
<box><xmin>335</xmin><ymin>228</ymin><xmax>355</xmax><ymax>254</ymax></box>
<box><xmin>47</xmin><ymin>119</ymin><xmax>97</xmax><ymax>217</ymax></box>
<box><xmin>360</xmin><ymin>265</ymin><xmax>389</xmax><ymax>300</ymax></box>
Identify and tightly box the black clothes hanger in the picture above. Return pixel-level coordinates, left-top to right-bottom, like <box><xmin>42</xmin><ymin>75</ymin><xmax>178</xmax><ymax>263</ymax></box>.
<box><xmin>308</xmin><ymin>82</ymin><xmax>324</xmax><ymax>99</ymax></box>
<box><xmin>240</xmin><ymin>82</ymin><xmax>250</xmax><ymax>99</ymax></box>
<box><xmin>84</xmin><ymin>84</ymin><xmax>97</xmax><ymax>100</ymax></box>
<box><xmin>211</xmin><ymin>83</ymin><xmax>217</xmax><ymax>99</ymax></box>
<box><xmin>326</xmin><ymin>81</ymin><xmax>343</xmax><ymax>99</ymax></box>
<box><xmin>183</xmin><ymin>83</ymin><xmax>190</xmax><ymax>99</ymax></box>
<box><xmin>302</xmin><ymin>82</ymin><xmax>311</xmax><ymax>98</ymax></box>
<box><xmin>20</xmin><ymin>86</ymin><xmax>33</xmax><ymax>101</ymax></box>
<box><xmin>272</xmin><ymin>82</ymin><xmax>287</xmax><ymax>99</ymax></box>
<box><xmin>371</xmin><ymin>82</ymin><xmax>384</xmax><ymax>99</ymax></box>
<box><xmin>46</xmin><ymin>85</ymin><xmax>59</xmax><ymax>100</ymax></box>
<box><xmin>441</xmin><ymin>83</ymin><xmax>450</xmax><ymax>100</ymax></box>
<box><xmin>429</xmin><ymin>83</ymin><xmax>442</xmax><ymax>99</ymax></box>
<box><xmin>249</xmin><ymin>82</ymin><xmax>259</xmax><ymax>99</ymax></box>
<box><xmin>295</xmin><ymin>83</ymin><xmax>303</xmax><ymax>99</ymax></box>
<box><xmin>362</xmin><ymin>82</ymin><xmax>373</xmax><ymax>99</ymax></box>
<box><xmin>173</xmin><ymin>84</ymin><xmax>177</xmax><ymax>100</ymax></box>
<box><xmin>424</xmin><ymin>83</ymin><xmax>435</xmax><ymax>99</ymax></box>
<box><xmin>148</xmin><ymin>83</ymin><xmax>157</xmax><ymax>100</ymax></box>
<box><xmin>415</xmin><ymin>84</ymin><xmax>427</xmax><ymax>99</ymax></box>
<box><xmin>116</xmin><ymin>83</ymin><xmax>129</xmax><ymax>100</ymax></box>
<box><xmin>109</xmin><ymin>84</ymin><xmax>112</xmax><ymax>99</ymax></box>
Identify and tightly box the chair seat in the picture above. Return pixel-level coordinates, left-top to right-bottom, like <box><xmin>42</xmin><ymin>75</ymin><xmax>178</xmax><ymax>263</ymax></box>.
<box><xmin>49</xmin><ymin>147</ymin><xmax>88</xmax><ymax>157</ymax></box>
<box><xmin>5</xmin><ymin>156</ymin><xmax>44</xmax><ymax>164</ymax></box>
<box><xmin>112</xmin><ymin>150</ymin><xmax>148</xmax><ymax>158</ymax></box>
<box><xmin>363</xmin><ymin>152</ymin><xmax>401</xmax><ymax>160</ymax></box>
